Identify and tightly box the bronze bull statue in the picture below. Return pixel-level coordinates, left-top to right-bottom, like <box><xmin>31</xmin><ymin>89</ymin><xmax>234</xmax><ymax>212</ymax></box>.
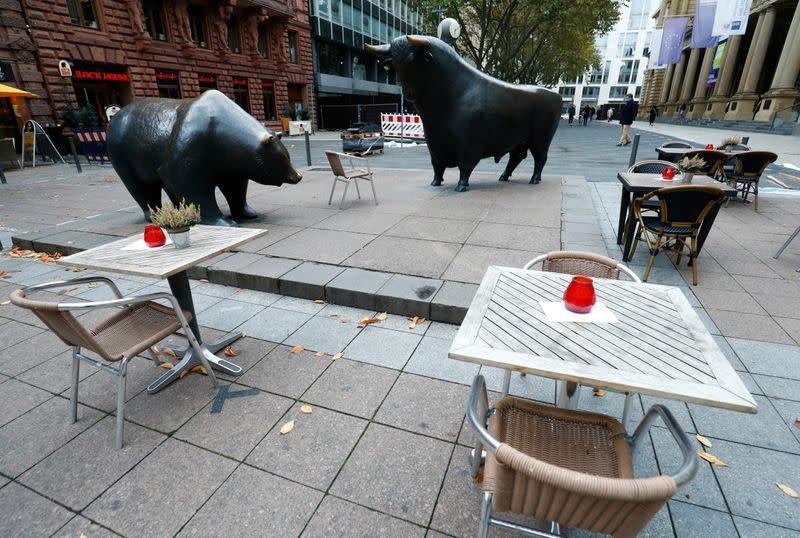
<box><xmin>368</xmin><ymin>35</ymin><xmax>561</xmax><ymax>192</ymax></box>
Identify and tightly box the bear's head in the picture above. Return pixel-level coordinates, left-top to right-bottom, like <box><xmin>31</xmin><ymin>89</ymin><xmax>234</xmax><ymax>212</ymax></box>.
<box><xmin>251</xmin><ymin>132</ymin><xmax>303</xmax><ymax>186</ymax></box>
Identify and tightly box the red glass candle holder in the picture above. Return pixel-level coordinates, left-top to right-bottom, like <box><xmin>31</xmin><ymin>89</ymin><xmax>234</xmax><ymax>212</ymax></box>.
<box><xmin>144</xmin><ymin>224</ymin><xmax>166</xmax><ymax>248</ymax></box>
<box><xmin>705</xmin><ymin>144</ymin><xmax>714</xmax><ymax>150</ymax></box>
<box><xmin>563</xmin><ymin>276</ymin><xmax>596</xmax><ymax>314</ymax></box>
<box><xmin>661</xmin><ymin>167</ymin><xmax>676</xmax><ymax>180</ymax></box>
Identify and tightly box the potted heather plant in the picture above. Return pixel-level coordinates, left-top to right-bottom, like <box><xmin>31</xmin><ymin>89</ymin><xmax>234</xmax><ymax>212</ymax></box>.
<box><xmin>719</xmin><ymin>135</ymin><xmax>742</xmax><ymax>152</ymax></box>
<box><xmin>148</xmin><ymin>200</ymin><xmax>201</xmax><ymax>248</ymax></box>
<box><xmin>677</xmin><ymin>156</ymin><xmax>706</xmax><ymax>183</ymax></box>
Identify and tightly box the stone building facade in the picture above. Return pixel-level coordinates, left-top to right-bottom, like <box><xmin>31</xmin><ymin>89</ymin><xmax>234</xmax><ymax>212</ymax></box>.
<box><xmin>0</xmin><ymin>0</ymin><xmax>315</xmax><ymax>133</ymax></box>
<box><xmin>640</xmin><ymin>0</ymin><xmax>800</xmax><ymax>125</ymax></box>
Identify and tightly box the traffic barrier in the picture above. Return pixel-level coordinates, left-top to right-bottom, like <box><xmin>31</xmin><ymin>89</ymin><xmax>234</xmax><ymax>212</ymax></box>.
<box><xmin>74</xmin><ymin>129</ymin><xmax>110</xmax><ymax>163</ymax></box>
<box><xmin>381</xmin><ymin>113</ymin><xmax>425</xmax><ymax>139</ymax></box>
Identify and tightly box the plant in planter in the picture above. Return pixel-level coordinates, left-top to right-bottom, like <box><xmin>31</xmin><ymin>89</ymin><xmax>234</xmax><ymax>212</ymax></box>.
<box><xmin>148</xmin><ymin>200</ymin><xmax>201</xmax><ymax>248</ymax></box>
<box><xmin>677</xmin><ymin>156</ymin><xmax>706</xmax><ymax>183</ymax></box>
<box><xmin>719</xmin><ymin>135</ymin><xmax>742</xmax><ymax>151</ymax></box>
<box><xmin>298</xmin><ymin>108</ymin><xmax>310</xmax><ymax>121</ymax></box>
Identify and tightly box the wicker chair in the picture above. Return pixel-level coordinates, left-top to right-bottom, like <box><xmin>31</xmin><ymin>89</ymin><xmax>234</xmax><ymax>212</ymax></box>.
<box><xmin>468</xmin><ymin>375</ymin><xmax>697</xmax><ymax>538</ymax></box>
<box><xmin>325</xmin><ymin>150</ymin><xmax>378</xmax><ymax>209</ymax></box>
<box><xmin>683</xmin><ymin>149</ymin><xmax>728</xmax><ymax>180</ymax></box>
<box><xmin>631</xmin><ymin>185</ymin><xmax>726</xmax><ymax>285</ymax></box>
<box><xmin>9</xmin><ymin>276</ymin><xmax>219</xmax><ymax>449</ymax></box>
<box><xmin>661</xmin><ymin>140</ymin><xmax>693</xmax><ymax>149</ymax></box>
<box><xmin>722</xmin><ymin>150</ymin><xmax>778</xmax><ymax>210</ymax></box>
<box><xmin>523</xmin><ymin>251</ymin><xmax>641</xmax><ymax>282</ymax></box>
<box><xmin>628</xmin><ymin>159</ymin><xmax>678</xmax><ymax>175</ymax></box>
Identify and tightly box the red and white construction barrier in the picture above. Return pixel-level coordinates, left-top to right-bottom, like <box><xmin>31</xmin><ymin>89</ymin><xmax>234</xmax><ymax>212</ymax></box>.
<box><xmin>75</xmin><ymin>129</ymin><xmax>110</xmax><ymax>162</ymax></box>
<box><xmin>381</xmin><ymin>113</ymin><xmax>425</xmax><ymax>139</ymax></box>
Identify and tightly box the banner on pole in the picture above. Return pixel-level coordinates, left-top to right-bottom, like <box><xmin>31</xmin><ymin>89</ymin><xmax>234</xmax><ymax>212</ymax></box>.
<box><xmin>692</xmin><ymin>0</ymin><xmax>721</xmax><ymax>48</ymax></box>
<box><xmin>712</xmin><ymin>0</ymin><xmax>752</xmax><ymax>36</ymax></box>
<box><xmin>706</xmin><ymin>40</ymin><xmax>727</xmax><ymax>86</ymax></box>
<box><xmin>658</xmin><ymin>17</ymin><xmax>690</xmax><ymax>65</ymax></box>
<box><xmin>648</xmin><ymin>29</ymin><xmax>666</xmax><ymax>69</ymax></box>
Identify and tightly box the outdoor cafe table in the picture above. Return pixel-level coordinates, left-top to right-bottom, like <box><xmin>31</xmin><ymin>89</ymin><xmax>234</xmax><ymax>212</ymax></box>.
<box><xmin>449</xmin><ymin>266</ymin><xmax>757</xmax><ymax>420</ymax></box>
<box><xmin>57</xmin><ymin>225</ymin><xmax>267</xmax><ymax>394</ymax></box>
<box><xmin>616</xmin><ymin>172</ymin><xmax>736</xmax><ymax>262</ymax></box>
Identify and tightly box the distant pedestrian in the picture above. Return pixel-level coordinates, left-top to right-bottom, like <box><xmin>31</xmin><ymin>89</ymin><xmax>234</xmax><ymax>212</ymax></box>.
<box><xmin>582</xmin><ymin>106</ymin><xmax>589</xmax><ymax>126</ymax></box>
<box><xmin>607</xmin><ymin>107</ymin><xmax>614</xmax><ymax>122</ymax></box>
<box><xmin>596</xmin><ymin>108</ymin><xmax>602</xmax><ymax>121</ymax></box>
<box><xmin>568</xmin><ymin>104</ymin><xmax>575</xmax><ymax>125</ymax></box>
<box><xmin>589</xmin><ymin>107</ymin><xmax>595</xmax><ymax>122</ymax></box>
<box><xmin>616</xmin><ymin>93</ymin><xmax>638</xmax><ymax>146</ymax></box>
<box><xmin>679</xmin><ymin>105</ymin><xmax>686</xmax><ymax>121</ymax></box>
<box><xmin>649</xmin><ymin>106</ymin><xmax>658</xmax><ymax>126</ymax></box>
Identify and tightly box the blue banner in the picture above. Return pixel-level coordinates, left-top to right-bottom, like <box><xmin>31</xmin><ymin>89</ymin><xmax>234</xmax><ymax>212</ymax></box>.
<box><xmin>692</xmin><ymin>0</ymin><xmax>721</xmax><ymax>48</ymax></box>
<box><xmin>658</xmin><ymin>17</ymin><xmax>690</xmax><ymax>65</ymax></box>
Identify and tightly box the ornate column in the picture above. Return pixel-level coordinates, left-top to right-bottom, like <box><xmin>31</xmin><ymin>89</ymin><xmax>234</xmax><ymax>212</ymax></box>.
<box><xmin>659</xmin><ymin>63</ymin><xmax>675</xmax><ymax>107</ymax></box>
<box><xmin>726</xmin><ymin>8</ymin><xmax>776</xmax><ymax>120</ymax></box>
<box><xmin>688</xmin><ymin>46</ymin><xmax>716</xmax><ymax>118</ymax></box>
<box><xmin>664</xmin><ymin>51</ymin><xmax>687</xmax><ymax>116</ymax></box>
<box><xmin>754</xmin><ymin>2</ymin><xmax>800</xmax><ymax>121</ymax></box>
<box><xmin>679</xmin><ymin>47</ymin><xmax>702</xmax><ymax>106</ymax></box>
<box><xmin>704</xmin><ymin>34</ymin><xmax>742</xmax><ymax>118</ymax></box>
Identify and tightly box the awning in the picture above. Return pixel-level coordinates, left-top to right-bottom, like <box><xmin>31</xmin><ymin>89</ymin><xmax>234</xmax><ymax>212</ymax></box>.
<box><xmin>0</xmin><ymin>83</ymin><xmax>36</xmax><ymax>98</ymax></box>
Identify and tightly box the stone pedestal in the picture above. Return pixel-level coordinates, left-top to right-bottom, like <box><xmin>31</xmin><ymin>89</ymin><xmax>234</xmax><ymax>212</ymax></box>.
<box><xmin>704</xmin><ymin>96</ymin><xmax>730</xmax><ymax>119</ymax></box>
<box><xmin>687</xmin><ymin>99</ymin><xmax>707</xmax><ymax>119</ymax></box>
<box><xmin>754</xmin><ymin>89</ymin><xmax>800</xmax><ymax>121</ymax></box>
<box><xmin>725</xmin><ymin>93</ymin><xmax>759</xmax><ymax>120</ymax></box>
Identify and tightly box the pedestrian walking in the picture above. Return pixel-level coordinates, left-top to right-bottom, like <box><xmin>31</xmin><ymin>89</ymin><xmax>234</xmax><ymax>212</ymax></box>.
<box><xmin>568</xmin><ymin>104</ymin><xmax>575</xmax><ymax>125</ymax></box>
<box><xmin>607</xmin><ymin>107</ymin><xmax>614</xmax><ymax>122</ymax></box>
<box><xmin>582</xmin><ymin>106</ymin><xmax>589</xmax><ymax>126</ymax></box>
<box><xmin>596</xmin><ymin>107</ymin><xmax>602</xmax><ymax>121</ymax></box>
<box><xmin>649</xmin><ymin>106</ymin><xmax>658</xmax><ymax>126</ymax></box>
<box><xmin>616</xmin><ymin>93</ymin><xmax>638</xmax><ymax>146</ymax></box>
<box><xmin>589</xmin><ymin>107</ymin><xmax>595</xmax><ymax>122</ymax></box>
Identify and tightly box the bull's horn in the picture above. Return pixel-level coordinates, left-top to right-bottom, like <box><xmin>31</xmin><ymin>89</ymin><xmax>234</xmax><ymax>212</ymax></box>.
<box><xmin>365</xmin><ymin>43</ymin><xmax>391</xmax><ymax>56</ymax></box>
<box><xmin>261</xmin><ymin>133</ymin><xmax>274</xmax><ymax>144</ymax></box>
<box><xmin>407</xmin><ymin>35</ymin><xmax>431</xmax><ymax>49</ymax></box>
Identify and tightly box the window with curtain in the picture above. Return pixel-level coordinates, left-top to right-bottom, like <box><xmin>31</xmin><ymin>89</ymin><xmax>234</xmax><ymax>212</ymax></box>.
<box><xmin>227</xmin><ymin>19</ymin><xmax>241</xmax><ymax>53</ymax></box>
<box><xmin>67</xmin><ymin>0</ymin><xmax>99</xmax><ymax>29</ymax></box>
<box><xmin>188</xmin><ymin>5</ymin><xmax>208</xmax><ymax>48</ymax></box>
<box><xmin>143</xmin><ymin>1</ymin><xmax>166</xmax><ymax>40</ymax></box>
<box><xmin>232</xmin><ymin>79</ymin><xmax>250</xmax><ymax>112</ymax></box>
<box><xmin>288</xmin><ymin>31</ymin><xmax>298</xmax><ymax>64</ymax></box>
<box><xmin>258</xmin><ymin>25</ymin><xmax>269</xmax><ymax>57</ymax></box>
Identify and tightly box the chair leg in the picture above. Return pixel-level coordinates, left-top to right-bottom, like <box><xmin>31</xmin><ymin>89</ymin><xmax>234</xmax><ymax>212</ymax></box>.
<box><xmin>354</xmin><ymin>178</ymin><xmax>361</xmax><ymax>199</ymax></box>
<box><xmin>675</xmin><ymin>238</ymin><xmax>685</xmax><ymax>266</ymax></box>
<box><xmin>115</xmin><ymin>359</ymin><xmax>128</xmax><ymax>449</ymax></box>
<box><xmin>630</xmin><ymin>226</ymin><xmax>641</xmax><ymax>259</ymax></box>
<box><xmin>643</xmin><ymin>251</ymin><xmax>657</xmax><ymax>282</ymax></box>
<box><xmin>690</xmin><ymin>237</ymin><xmax>699</xmax><ymax>286</ymax></box>
<box><xmin>479</xmin><ymin>492</ymin><xmax>493</xmax><ymax>538</ymax></box>
<box><xmin>754</xmin><ymin>186</ymin><xmax>758</xmax><ymax>210</ymax></box>
<box><xmin>369</xmin><ymin>177</ymin><xmax>378</xmax><ymax>205</ymax></box>
<box><xmin>328</xmin><ymin>178</ymin><xmax>338</xmax><ymax>206</ymax></box>
<box><xmin>70</xmin><ymin>347</ymin><xmax>80</xmax><ymax>423</ymax></box>
<box><xmin>339</xmin><ymin>180</ymin><xmax>350</xmax><ymax>210</ymax></box>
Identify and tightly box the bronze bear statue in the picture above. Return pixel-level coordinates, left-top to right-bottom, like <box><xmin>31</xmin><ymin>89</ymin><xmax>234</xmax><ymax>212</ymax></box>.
<box><xmin>107</xmin><ymin>90</ymin><xmax>302</xmax><ymax>226</ymax></box>
<box><xmin>367</xmin><ymin>36</ymin><xmax>561</xmax><ymax>192</ymax></box>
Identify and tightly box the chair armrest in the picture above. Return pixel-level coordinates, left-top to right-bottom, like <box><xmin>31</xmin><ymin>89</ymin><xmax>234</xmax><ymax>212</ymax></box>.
<box><xmin>24</xmin><ymin>276</ymin><xmax>123</xmax><ymax>298</ymax></box>
<box><xmin>630</xmin><ymin>404</ymin><xmax>698</xmax><ymax>487</ymax></box>
<box><xmin>348</xmin><ymin>154</ymin><xmax>371</xmax><ymax>173</ymax></box>
<box><xmin>467</xmin><ymin>374</ymin><xmax>501</xmax><ymax>452</ymax></box>
<box><xmin>616</xmin><ymin>263</ymin><xmax>642</xmax><ymax>283</ymax></box>
<box><xmin>522</xmin><ymin>254</ymin><xmax>547</xmax><ymax>270</ymax></box>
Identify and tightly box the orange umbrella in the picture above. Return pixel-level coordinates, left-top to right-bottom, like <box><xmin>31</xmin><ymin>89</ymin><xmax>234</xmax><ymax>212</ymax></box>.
<box><xmin>0</xmin><ymin>83</ymin><xmax>36</xmax><ymax>98</ymax></box>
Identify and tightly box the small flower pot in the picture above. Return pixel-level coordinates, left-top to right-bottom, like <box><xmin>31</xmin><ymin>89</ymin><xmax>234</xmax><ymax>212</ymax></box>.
<box><xmin>681</xmin><ymin>172</ymin><xmax>694</xmax><ymax>184</ymax></box>
<box><xmin>168</xmin><ymin>228</ymin><xmax>191</xmax><ymax>249</ymax></box>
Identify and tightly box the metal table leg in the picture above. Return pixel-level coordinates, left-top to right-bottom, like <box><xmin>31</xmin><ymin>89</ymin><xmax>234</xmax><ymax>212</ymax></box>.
<box><xmin>617</xmin><ymin>186</ymin><xmax>630</xmax><ymax>245</ymax></box>
<box><xmin>147</xmin><ymin>271</ymin><xmax>243</xmax><ymax>394</ymax></box>
<box><xmin>775</xmin><ymin>225</ymin><xmax>800</xmax><ymax>259</ymax></box>
<box><xmin>557</xmin><ymin>380</ymin><xmax>581</xmax><ymax>409</ymax></box>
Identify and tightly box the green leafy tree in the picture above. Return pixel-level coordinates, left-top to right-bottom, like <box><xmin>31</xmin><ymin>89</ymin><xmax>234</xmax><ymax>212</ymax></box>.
<box><xmin>408</xmin><ymin>0</ymin><xmax>621</xmax><ymax>86</ymax></box>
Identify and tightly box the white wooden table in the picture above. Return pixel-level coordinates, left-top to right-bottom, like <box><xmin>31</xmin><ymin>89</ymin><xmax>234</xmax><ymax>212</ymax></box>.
<box><xmin>59</xmin><ymin>225</ymin><xmax>268</xmax><ymax>393</ymax></box>
<box><xmin>449</xmin><ymin>266</ymin><xmax>757</xmax><ymax>414</ymax></box>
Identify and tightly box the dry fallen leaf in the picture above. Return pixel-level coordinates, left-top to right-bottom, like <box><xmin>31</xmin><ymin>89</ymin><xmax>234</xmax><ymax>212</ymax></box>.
<box><xmin>57</xmin><ymin>289</ymin><xmax>66</xmax><ymax>295</ymax></box>
<box><xmin>199</xmin><ymin>278</ymin><xmax>209</xmax><ymax>283</ymax></box>
<box><xmin>151</xmin><ymin>346</ymin><xmax>161</xmax><ymax>356</ymax></box>
<box><xmin>0</xmin><ymin>271</ymin><xmax>8</xmax><ymax>277</ymax></box>
<box><xmin>360</xmin><ymin>317</ymin><xmax>379</xmax><ymax>325</ymax></box>
<box><xmin>314</xmin><ymin>351</ymin><xmax>325</xmax><ymax>357</ymax></box>
<box><xmin>314</xmin><ymin>299</ymin><xmax>325</xmax><ymax>304</ymax></box>
<box><xmin>67</xmin><ymin>287</ymin><xmax>78</xmax><ymax>292</ymax></box>
<box><xmin>69</xmin><ymin>266</ymin><xmax>86</xmax><ymax>273</ymax></box>
<box><xmin>776</xmin><ymin>483</ymin><xmax>798</xmax><ymax>498</ymax></box>
<box><xmin>592</xmin><ymin>389</ymin><xmax>606</xmax><ymax>397</ymax></box>
<box><xmin>697</xmin><ymin>450</ymin><xmax>728</xmax><ymax>467</ymax></box>
<box><xmin>290</xmin><ymin>344</ymin><xmax>305</xmax><ymax>354</ymax></box>
<box><xmin>696</xmin><ymin>434</ymin><xmax>713</xmax><ymax>448</ymax></box>
<box><xmin>341</xmin><ymin>319</ymin><xmax>351</xmax><ymax>324</ymax></box>
<box><xmin>190</xmin><ymin>365</ymin><xmax>208</xmax><ymax>375</ymax></box>
<box><xmin>300</xmin><ymin>405</ymin><xmax>313</xmax><ymax>414</ymax></box>
<box><xmin>1</xmin><ymin>300</ymin><xmax>11</xmax><ymax>306</ymax></box>
<box><xmin>329</xmin><ymin>312</ymin><xmax>338</xmax><ymax>317</ymax></box>
<box><xmin>356</xmin><ymin>324</ymin><xmax>365</xmax><ymax>328</ymax></box>
<box><xmin>794</xmin><ymin>418</ymin><xmax>800</xmax><ymax>429</ymax></box>
<box><xmin>180</xmin><ymin>370</ymin><xmax>189</xmax><ymax>378</ymax></box>
<box><xmin>223</xmin><ymin>346</ymin><xmax>241</xmax><ymax>357</ymax></box>
<box><xmin>160</xmin><ymin>362</ymin><xmax>175</xmax><ymax>369</ymax></box>
<box><xmin>376</xmin><ymin>312</ymin><xmax>388</xmax><ymax>321</ymax></box>
<box><xmin>332</xmin><ymin>352</ymin><xmax>343</xmax><ymax>361</ymax></box>
<box><xmin>279</xmin><ymin>420</ymin><xmax>295</xmax><ymax>435</ymax></box>
<box><xmin>408</xmin><ymin>316</ymin><xmax>419</xmax><ymax>329</ymax></box>
<box><xmin>162</xmin><ymin>348</ymin><xmax>179</xmax><ymax>358</ymax></box>
<box><xmin>88</xmin><ymin>282</ymin><xmax>98</xmax><ymax>288</ymax></box>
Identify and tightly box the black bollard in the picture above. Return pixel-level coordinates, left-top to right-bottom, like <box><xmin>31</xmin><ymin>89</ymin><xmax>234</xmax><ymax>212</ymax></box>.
<box><xmin>0</xmin><ymin>161</ymin><xmax>6</xmax><ymax>184</ymax></box>
<box><xmin>304</xmin><ymin>130</ymin><xmax>311</xmax><ymax>167</ymax></box>
<box><xmin>627</xmin><ymin>134</ymin><xmax>641</xmax><ymax>168</ymax></box>
<box><xmin>68</xmin><ymin>137</ymin><xmax>83</xmax><ymax>173</ymax></box>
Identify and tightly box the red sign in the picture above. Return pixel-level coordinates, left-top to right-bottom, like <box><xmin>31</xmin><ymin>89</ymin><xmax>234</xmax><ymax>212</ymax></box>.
<box><xmin>73</xmin><ymin>70</ymin><xmax>130</xmax><ymax>82</ymax></box>
<box><xmin>198</xmin><ymin>74</ymin><xmax>216</xmax><ymax>83</ymax></box>
<box><xmin>232</xmin><ymin>78</ymin><xmax>248</xmax><ymax>85</ymax></box>
<box><xmin>262</xmin><ymin>81</ymin><xmax>274</xmax><ymax>88</ymax></box>
<box><xmin>155</xmin><ymin>71</ymin><xmax>178</xmax><ymax>80</ymax></box>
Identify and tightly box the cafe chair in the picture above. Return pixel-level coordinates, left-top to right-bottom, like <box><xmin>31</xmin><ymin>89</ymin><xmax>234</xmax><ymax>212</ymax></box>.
<box><xmin>324</xmin><ymin>150</ymin><xmax>378</xmax><ymax>210</ymax></box>
<box><xmin>524</xmin><ymin>251</ymin><xmax>641</xmax><ymax>283</ymax></box>
<box><xmin>683</xmin><ymin>149</ymin><xmax>728</xmax><ymax>180</ymax></box>
<box><xmin>467</xmin><ymin>375</ymin><xmax>697</xmax><ymax>538</ymax></box>
<box><xmin>9</xmin><ymin>276</ymin><xmax>219</xmax><ymax>449</ymax></box>
<box><xmin>722</xmin><ymin>150</ymin><xmax>777</xmax><ymax>210</ymax></box>
<box><xmin>660</xmin><ymin>140</ymin><xmax>692</xmax><ymax>149</ymax></box>
<box><xmin>631</xmin><ymin>185</ymin><xmax>726</xmax><ymax>286</ymax></box>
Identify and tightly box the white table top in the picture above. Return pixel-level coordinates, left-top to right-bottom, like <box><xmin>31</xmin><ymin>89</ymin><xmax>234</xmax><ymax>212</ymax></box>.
<box><xmin>57</xmin><ymin>225</ymin><xmax>268</xmax><ymax>279</ymax></box>
<box><xmin>449</xmin><ymin>266</ymin><xmax>757</xmax><ymax>413</ymax></box>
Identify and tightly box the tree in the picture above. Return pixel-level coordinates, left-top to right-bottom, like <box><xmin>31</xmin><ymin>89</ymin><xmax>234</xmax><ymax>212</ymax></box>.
<box><xmin>407</xmin><ymin>0</ymin><xmax>621</xmax><ymax>86</ymax></box>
